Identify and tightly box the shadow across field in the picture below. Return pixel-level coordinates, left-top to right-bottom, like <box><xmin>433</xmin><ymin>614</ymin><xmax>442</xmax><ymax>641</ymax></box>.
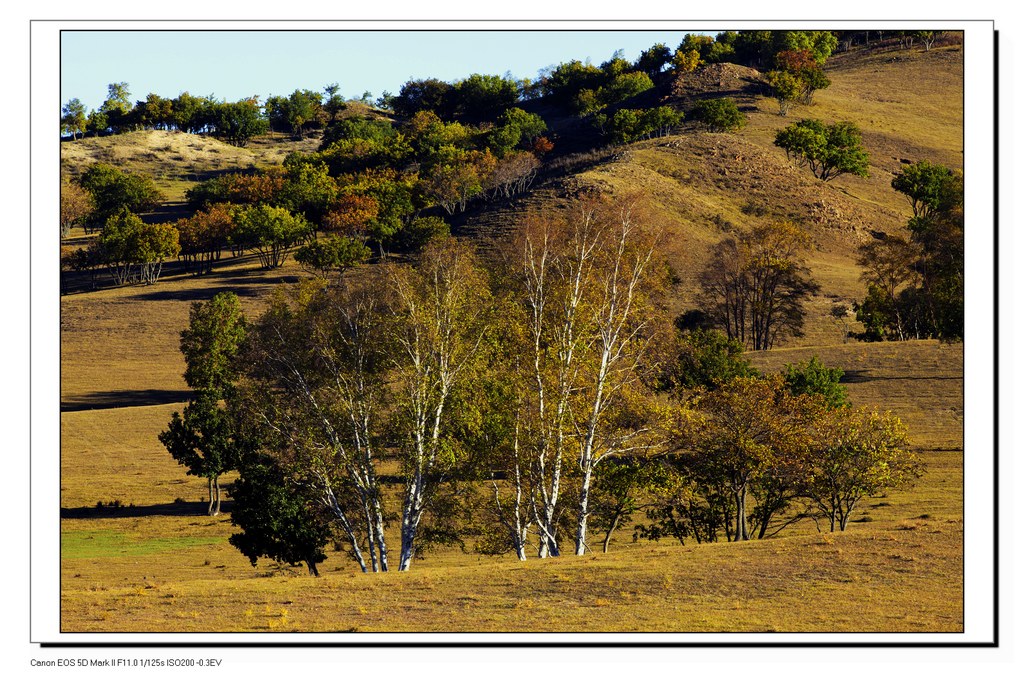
<box><xmin>61</xmin><ymin>389</ymin><xmax>193</xmax><ymax>412</ymax></box>
<box><xmin>840</xmin><ymin>369</ymin><xmax>962</xmax><ymax>384</ymax></box>
<box><xmin>128</xmin><ymin>285</ymin><xmax>268</xmax><ymax>302</ymax></box>
<box><xmin>61</xmin><ymin>500</ymin><xmax>232</xmax><ymax>519</ymax></box>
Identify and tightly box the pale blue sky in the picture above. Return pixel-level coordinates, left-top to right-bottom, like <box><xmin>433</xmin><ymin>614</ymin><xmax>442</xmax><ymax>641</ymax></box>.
<box><xmin>60</xmin><ymin>30</ymin><xmax>708</xmax><ymax>111</ymax></box>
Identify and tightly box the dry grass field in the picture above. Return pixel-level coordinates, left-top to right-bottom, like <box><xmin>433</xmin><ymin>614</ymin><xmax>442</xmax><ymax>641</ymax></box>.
<box><xmin>58</xmin><ymin>42</ymin><xmax>968</xmax><ymax>634</ymax></box>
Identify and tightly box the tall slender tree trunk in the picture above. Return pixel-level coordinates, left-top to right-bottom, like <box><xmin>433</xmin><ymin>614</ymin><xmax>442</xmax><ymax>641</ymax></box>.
<box><xmin>575</xmin><ymin>465</ymin><xmax>594</xmax><ymax>555</ymax></box>
<box><xmin>602</xmin><ymin>510</ymin><xmax>623</xmax><ymax>553</ymax></box>
<box><xmin>213</xmin><ymin>475</ymin><xmax>222</xmax><ymax>515</ymax></box>
<box><xmin>733</xmin><ymin>484</ymin><xmax>749</xmax><ymax>541</ymax></box>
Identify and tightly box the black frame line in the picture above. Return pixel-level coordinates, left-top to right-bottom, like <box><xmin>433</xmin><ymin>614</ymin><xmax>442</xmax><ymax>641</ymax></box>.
<box><xmin>40</xmin><ymin>19</ymin><xmax>997</xmax><ymax>648</ymax></box>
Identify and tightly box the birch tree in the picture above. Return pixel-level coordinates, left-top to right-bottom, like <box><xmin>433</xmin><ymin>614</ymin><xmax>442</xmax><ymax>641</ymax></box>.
<box><xmin>510</xmin><ymin>195</ymin><xmax>667</xmax><ymax>557</ymax></box>
<box><xmin>384</xmin><ymin>237</ymin><xmax>492</xmax><ymax>570</ymax></box>
<box><xmin>238</xmin><ymin>279</ymin><xmax>393</xmax><ymax>572</ymax></box>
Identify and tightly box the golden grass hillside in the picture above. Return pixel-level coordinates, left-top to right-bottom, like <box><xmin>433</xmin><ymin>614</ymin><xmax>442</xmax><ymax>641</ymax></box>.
<box><xmin>58</xmin><ymin>43</ymin><xmax>966</xmax><ymax>633</ymax></box>
<box><xmin>460</xmin><ymin>44</ymin><xmax>963</xmax><ymax>347</ymax></box>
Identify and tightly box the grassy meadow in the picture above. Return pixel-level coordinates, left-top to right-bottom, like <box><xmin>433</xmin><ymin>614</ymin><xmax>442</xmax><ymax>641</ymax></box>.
<box><xmin>58</xmin><ymin>41</ymin><xmax>966</xmax><ymax>634</ymax></box>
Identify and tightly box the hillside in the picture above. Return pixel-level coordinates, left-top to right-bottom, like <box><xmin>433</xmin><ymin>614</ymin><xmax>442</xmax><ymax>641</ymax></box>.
<box><xmin>455</xmin><ymin>44</ymin><xmax>963</xmax><ymax>346</ymax></box>
<box><xmin>58</xmin><ymin>41</ymin><xmax>966</xmax><ymax>633</ymax></box>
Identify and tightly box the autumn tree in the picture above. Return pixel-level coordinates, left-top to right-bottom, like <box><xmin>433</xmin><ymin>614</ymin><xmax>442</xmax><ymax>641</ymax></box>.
<box><xmin>672</xmin><ymin>49</ymin><xmax>703</xmax><ymax>75</ymax></box>
<box><xmin>321</xmin><ymin>194</ymin><xmax>379</xmax><ymax>237</ymax></box>
<box><xmin>804</xmin><ymin>407</ymin><xmax>923</xmax><ymax>531</ymax></box>
<box><xmin>508</xmin><ymin>195</ymin><xmax>667</xmax><ymax>557</ymax></box>
<box><xmin>489</xmin><ymin>151</ymin><xmax>541</xmax><ymax>199</ymax></box>
<box><xmin>679</xmin><ymin>375</ymin><xmax>820</xmax><ymax>541</ymax></box>
<box><xmin>60</xmin><ymin>180</ymin><xmax>94</xmax><ymax>237</ymax></box>
<box><xmin>855</xmin><ymin>234</ymin><xmax>920</xmax><ymax>341</ymax></box>
<box><xmin>384</xmin><ymin>237</ymin><xmax>492</xmax><ymax>569</ymax></box>
<box><xmin>765</xmin><ymin>69</ymin><xmax>803</xmax><ymax>115</ymax></box>
<box><xmin>423</xmin><ymin>148</ymin><xmax>496</xmax><ymax>215</ymax></box>
<box><xmin>176</xmin><ymin>203</ymin><xmax>235</xmax><ymax>275</ymax></box>
<box><xmin>774</xmin><ymin>49</ymin><xmax>831</xmax><ymax>104</ymax></box>
<box><xmin>335</xmin><ymin>169</ymin><xmax>419</xmax><ymax>245</ymax></box>
<box><xmin>238</xmin><ymin>280</ymin><xmax>395</xmax><ymax>572</ymax></box>
<box><xmin>774</xmin><ymin>119</ymin><xmax>870</xmax><ymax>181</ymax></box>
<box><xmin>697</xmin><ymin>221</ymin><xmax>820</xmax><ymax>351</ymax></box>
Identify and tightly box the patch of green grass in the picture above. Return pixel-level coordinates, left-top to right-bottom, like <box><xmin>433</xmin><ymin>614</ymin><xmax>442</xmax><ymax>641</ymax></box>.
<box><xmin>61</xmin><ymin>530</ymin><xmax>222</xmax><ymax>559</ymax></box>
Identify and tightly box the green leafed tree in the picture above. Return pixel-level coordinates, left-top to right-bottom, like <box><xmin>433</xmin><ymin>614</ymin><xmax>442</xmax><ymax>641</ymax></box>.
<box><xmin>295</xmin><ymin>235</ymin><xmax>371</xmax><ymax>277</ymax></box>
<box><xmin>228</xmin><ymin>450</ymin><xmax>332</xmax><ymax>576</ymax></box>
<box><xmin>61</xmin><ymin>98</ymin><xmax>87</xmax><ymax>139</ymax></box>
<box><xmin>765</xmin><ymin>70</ymin><xmax>803</xmax><ymax>116</ymax></box>
<box><xmin>160</xmin><ymin>292</ymin><xmax>247</xmax><ymax>516</ymax></box>
<box><xmin>79</xmin><ymin>163</ymin><xmax>164</xmax><ymax>225</ymax></box>
<box><xmin>231</xmin><ymin>204</ymin><xmax>311</xmax><ymax>268</ymax></box>
<box><xmin>212</xmin><ymin>98</ymin><xmax>269</xmax><ymax>146</ymax></box>
<box><xmin>661</xmin><ymin>328</ymin><xmax>758</xmax><ymax>392</ymax></box>
<box><xmin>179</xmin><ymin>291</ymin><xmax>248</xmax><ymax>394</ymax></box>
<box><xmin>690</xmin><ymin>98</ymin><xmax>746</xmax><ymax>132</ymax></box>
<box><xmin>160</xmin><ymin>393</ymin><xmax>241</xmax><ymax>516</ymax></box>
<box><xmin>95</xmin><ymin>210</ymin><xmax>179</xmax><ymax>285</ymax></box>
<box><xmin>891</xmin><ymin>160</ymin><xmax>961</xmax><ymax>220</ymax></box>
<box><xmin>782</xmin><ymin>356</ymin><xmax>849</xmax><ymax>409</ymax></box>
<box><xmin>774</xmin><ymin>119</ymin><xmax>869</xmax><ymax>181</ymax></box>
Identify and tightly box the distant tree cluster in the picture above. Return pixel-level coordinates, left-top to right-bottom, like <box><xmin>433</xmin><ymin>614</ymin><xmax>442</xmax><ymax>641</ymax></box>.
<box><xmin>833</xmin><ymin>30</ymin><xmax>951</xmax><ymax>53</ymax></box>
<box><xmin>62</xmin><ymin>84</ymin><xmax>270</xmax><ymax>146</ymax></box>
<box><xmin>594</xmin><ymin>106</ymin><xmax>685</xmax><ymax>144</ymax></box>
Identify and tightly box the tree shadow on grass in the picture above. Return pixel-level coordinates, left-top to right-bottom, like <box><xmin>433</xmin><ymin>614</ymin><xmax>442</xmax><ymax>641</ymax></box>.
<box><xmin>127</xmin><ymin>285</ymin><xmax>268</xmax><ymax>302</ymax></box>
<box><xmin>60</xmin><ymin>500</ymin><xmax>233</xmax><ymax>519</ymax></box>
<box><xmin>61</xmin><ymin>389</ymin><xmax>193</xmax><ymax>412</ymax></box>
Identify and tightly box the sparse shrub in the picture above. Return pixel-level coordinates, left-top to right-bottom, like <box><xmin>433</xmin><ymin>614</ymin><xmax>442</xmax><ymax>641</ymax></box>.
<box><xmin>740</xmin><ymin>200</ymin><xmax>768</xmax><ymax>217</ymax></box>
